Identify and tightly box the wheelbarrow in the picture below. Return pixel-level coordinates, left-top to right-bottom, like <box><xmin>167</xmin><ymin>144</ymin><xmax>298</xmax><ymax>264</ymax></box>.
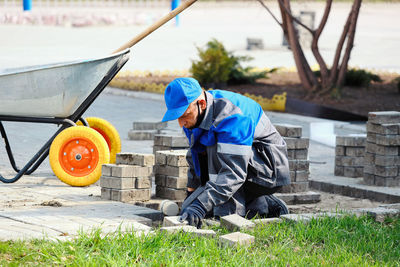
<box><xmin>0</xmin><ymin>0</ymin><xmax>198</xmax><ymax>186</ymax></box>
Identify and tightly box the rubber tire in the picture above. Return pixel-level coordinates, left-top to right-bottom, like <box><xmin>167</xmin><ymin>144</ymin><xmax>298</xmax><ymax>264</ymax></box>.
<box><xmin>77</xmin><ymin>117</ymin><xmax>121</xmax><ymax>163</ymax></box>
<box><xmin>49</xmin><ymin>126</ymin><xmax>110</xmax><ymax>187</ymax></box>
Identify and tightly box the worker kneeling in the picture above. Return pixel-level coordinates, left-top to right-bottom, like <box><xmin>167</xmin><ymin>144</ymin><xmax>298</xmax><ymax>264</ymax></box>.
<box><xmin>162</xmin><ymin>78</ymin><xmax>291</xmax><ymax>228</ymax></box>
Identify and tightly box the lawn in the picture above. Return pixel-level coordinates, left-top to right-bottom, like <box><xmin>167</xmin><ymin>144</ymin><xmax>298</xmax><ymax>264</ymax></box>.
<box><xmin>1</xmin><ymin>215</ymin><xmax>399</xmax><ymax>266</ymax></box>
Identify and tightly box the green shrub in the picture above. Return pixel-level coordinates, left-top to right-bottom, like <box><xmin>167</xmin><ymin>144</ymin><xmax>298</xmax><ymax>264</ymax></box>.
<box><xmin>345</xmin><ymin>68</ymin><xmax>382</xmax><ymax>87</ymax></box>
<box><xmin>393</xmin><ymin>76</ymin><xmax>400</xmax><ymax>93</ymax></box>
<box><xmin>190</xmin><ymin>39</ymin><xmax>272</xmax><ymax>88</ymax></box>
<box><xmin>314</xmin><ymin>68</ymin><xmax>382</xmax><ymax>87</ymax></box>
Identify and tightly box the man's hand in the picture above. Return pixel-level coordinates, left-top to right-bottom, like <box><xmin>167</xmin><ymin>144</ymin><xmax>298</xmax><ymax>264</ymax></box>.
<box><xmin>179</xmin><ymin>199</ymin><xmax>206</xmax><ymax>229</ymax></box>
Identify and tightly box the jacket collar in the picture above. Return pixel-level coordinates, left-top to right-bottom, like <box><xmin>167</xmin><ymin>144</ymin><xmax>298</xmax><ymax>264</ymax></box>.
<box><xmin>198</xmin><ymin>91</ymin><xmax>214</xmax><ymax>130</ymax></box>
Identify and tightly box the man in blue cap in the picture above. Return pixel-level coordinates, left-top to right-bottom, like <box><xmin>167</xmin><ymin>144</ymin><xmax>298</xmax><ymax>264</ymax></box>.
<box><xmin>162</xmin><ymin>77</ymin><xmax>290</xmax><ymax>228</ymax></box>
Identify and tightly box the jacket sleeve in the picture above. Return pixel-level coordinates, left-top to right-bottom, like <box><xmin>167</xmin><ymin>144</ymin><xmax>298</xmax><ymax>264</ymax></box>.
<box><xmin>196</xmin><ymin>114</ymin><xmax>254</xmax><ymax>212</ymax></box>
<box><xmin>186</xmin><ymin>149</ymin><xmax>201</xmax><ymax>189</ymax></box>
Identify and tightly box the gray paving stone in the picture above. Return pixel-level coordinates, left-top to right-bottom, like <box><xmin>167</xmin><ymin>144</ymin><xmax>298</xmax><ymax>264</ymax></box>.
<box><xmin>375</xmin><ymin>135</ymin><xmax>400</xmax><ymax>146</ymax></box>
<box><xmin>274</xmin><ymin>123</ymin><xmax>302</xmax><ymax>138</ymax></box>
<box><xmin>219</xmin><ymin>232</ymin><xmax>255</xmax><ymax>247</ymax></box>
<box><xmin>374</xmin><ymin>176</ymin><xmax>400</xmax><ymax>187</ymax></box>
<box><xmin>155</xmin><ymin>174</ymin><xmax>166</xmax><ymax>186</ymax></box>
<box><xmin>112</xmin><ymin>165</ymin><xmax>153</xmax><ymax>178</ymax></box>
<box><xmin>343</xmin><ymin>167</ymin><xmax>364</xmax><ymax>178</ymax></box>
<box><xmin>284</xmin><ymin>138</ymin><xmax>309</xmax><ymax>149</ymax></box>
<box><xmin>367</xmin><ymin>122</ymin><xmax>400</xmax><ymax>135</ymax></box>
<box><xmin>366</xmin><ymin>142</ymin><xmax>398</xmax><ymax>156</ymax></box>
<box><xmin>166</xmin><ymin>150</ymin><xmax>189</xmax><ymax>167</ymax></box>
<box><xmin>156</xmin><ymin>187</ymin><xmax>186</xmax><ymax>200</ymax></box>
<box><xmin>363</xmin><ymin>152</ymin><xmax>375</xmax><ymax>165</ymax></box>
<box><xmin>116</xmin><ymin>153</ymin><xmax>154</xmax><ymax>167</ymax></box>
<box><xmin>220</xmin><ymin>214</ymin><xmax>255</xmax><ymax>231</ymax></box>
<box><xmin>155</xmin><ymin>151</ymin><xmax>168</xmax><ymax>165</ymax></box>
<box><xmin>100</xmin><ymin>176</ymin><xmax>135</xmax><ymax>189</ymax></box>
<box><xmin>165</xmin><ymin>176</ymin><xmax>187</xmax><ymax>189</ymax></box>
<box><xmin>163</xmin><ymin>216</ymin><xmax>188</xmax><ymax>227</ymax></box>
<box><xmin>374</xmin><ymin>165</ymin><xmax>398</xmax><ymax>177</ymax></box>
<box><xmin>101</xmin><ymin>188</ymin><xmax>111</xmax><ymax>200</ymax></box>
<box><xmin>335</xmin><ymin>156</ymin><xmax>364</xmax><ymax>167</ymax></box>
<box><xmin>335</xmin><ymin>146</ymin><xmax>345</xmax><ymax>156</ymax></box>
<box><xmin>375</xmin><ymin>155</ymin><xmax>400</xmax><ymax>166</ymax></box>
<box><xmin>336</xmin><ymin>135</ymin><xmax>366</xmax><ymax>147</ymax></box>
<box><xmin>128</xmin><ymin>130</ymin><xmax>157</xmax><ymax>140</ymax></box>
<box><xmin>368</xmin><ymin>111</ymin><xmax>400</xmax><ymax>124</ymax></box>
<box><xmin>154</xmin><ymin>134</ymin><xmax>189</xmax><ymax>148</ymax></box>
<box><xmin>189</xmin><ymin>229</ymin><xmax>217</xmax><ymax>238</ymax></box>
<box><xmin>334</xmin><ymin>166</ymin><xmax>344</xmax><ymax>176</ymax></box>
<box><xmin>279</xmin><ymin>182</ymin><xmax>309</xmax><ymax>193</ymax></box>
<box><xmin>111</xmin><ymin>188</ymin><xmax>151</xmax><ymax>201</ymax></box>
<box><xmin>367</xmin><ymin>132</ymin><xmax>377</xmax><ymax>143</ymax></box>
<box><xmin>345</xmin><ymin>147</ymin><xmax>365</xmax><ymax>157</ymax></box>
<box><xmin>295</xmin><ymin>170</ymin><xmax>309</xmax><ymax>182</ymax></box>
<box><xmin>287</xmin><ymin>149</ymin><xmax>308</xmax><ymax>160</ymax></box>
<box><xmin>135</xmin><ymin>177</ymin><xmax>152</xmax><ymax>189</ymax></box>
<box><xmin>102</xmin><ymin>164</ymin><xmax>113</xmax><ymax>176</ymax></box>
<box><xmin>154</xmin><ymin>165</ymin><xmax>189</xmax><ymax>178</ymax></box>
<box><xmin>132</xmin><ymin>121</ymin><xmax>167</xmax><ymax>131</ymax></box>
<box><xmin>289</xmin><ymin>160</ymin><xmax>310</xmax><ymax>171</ymax></box>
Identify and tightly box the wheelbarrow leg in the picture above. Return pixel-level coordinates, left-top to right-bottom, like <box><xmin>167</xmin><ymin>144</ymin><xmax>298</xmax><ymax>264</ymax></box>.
<box><xmin>0</xmin><ymin>124</ymin><xmax>67</xmax><ymax>183</ymax></box>
<box><xmin>1</xmin><ymin>121</ymin><xmax>49</xmax><ymax>175</ymax></box>
<box><xmin>0</xmin><ymin>122</ymin><xmax>20</xmax><ymax>173</ymax></box>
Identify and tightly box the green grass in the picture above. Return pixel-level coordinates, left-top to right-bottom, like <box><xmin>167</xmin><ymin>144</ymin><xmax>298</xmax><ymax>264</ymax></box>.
<box><xmin>1</xmin><ymin>215</ymin><xmax>399</xmax><ymax>266</ymax></box>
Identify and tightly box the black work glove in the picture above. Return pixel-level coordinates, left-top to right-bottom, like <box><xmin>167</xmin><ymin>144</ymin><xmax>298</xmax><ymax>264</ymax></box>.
<box><xmin>179</xmin><ymin>199</ymin><xmax>206</xmax><ymax>229</ymax></box>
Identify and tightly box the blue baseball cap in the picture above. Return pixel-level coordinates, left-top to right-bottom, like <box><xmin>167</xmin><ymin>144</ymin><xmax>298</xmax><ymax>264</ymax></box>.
<box><xmin>162</xmin><ymin>77</ymin><xmax>202</xmax><ymax>122</ymax></box>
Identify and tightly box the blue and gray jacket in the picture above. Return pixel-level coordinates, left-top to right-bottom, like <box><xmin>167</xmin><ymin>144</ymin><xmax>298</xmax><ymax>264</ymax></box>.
<box><xmin>183</xmin><ymin>90</ymin><xmax>290</xmax><ymax>217</ymax></box>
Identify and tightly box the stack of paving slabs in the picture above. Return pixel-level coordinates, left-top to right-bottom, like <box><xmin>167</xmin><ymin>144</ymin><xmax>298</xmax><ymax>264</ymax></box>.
<box><xmin>335</xmin><ymin>135</ymin><xmax>366</xmax><ymax>177</ymax></box>
<box><xmin>154</xmin><ymin>150</ymin><xmax>188</xmax><ymax>201</ymax></box>
<box><xmin>364</xmin><ymin>111</ymin><xmax>400</xmax><ymax>186</ymax></box>
<box><xmin>273</xmin><ymin>123</ymin><xmax>320</xmax><ymax>204</ymax></box>
<box><xmin>128</xmin><ymin>121</ymin><xmax>167</xmax><ymax>140</ymax></box>
<box><xmin>153</xmin><ymin>134</ymin><xmax>189</xmax><ymax>154</ymax></box>
<box><xmin>100</xmin><ymin>153</ymin><xmax>154</xmax><ymax>202</ymax></box>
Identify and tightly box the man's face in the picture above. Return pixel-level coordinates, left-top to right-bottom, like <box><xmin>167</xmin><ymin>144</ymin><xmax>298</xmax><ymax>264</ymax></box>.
<box><xmin>178</xmin><ymin>101</ymin><xmax>198</xmax><ymax>129</ymax></box>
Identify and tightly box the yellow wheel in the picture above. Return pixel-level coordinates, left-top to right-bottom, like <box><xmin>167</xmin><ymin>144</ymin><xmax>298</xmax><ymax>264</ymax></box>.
<box><xmin>77</xmin><ymin>117</ymin><xmax>121</xmax><ymax>163</ymax></box>
<box><xmin>49</xmin><ymin>126</ymin><xmax>110</xmax><ymax>187</ymax></box>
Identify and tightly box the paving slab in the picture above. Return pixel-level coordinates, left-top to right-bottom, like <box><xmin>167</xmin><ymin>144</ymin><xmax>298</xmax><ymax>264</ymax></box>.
<box><xmin>0</xmin><ymin>175</ymin><xmax>161</xmax><ymax>241</ymax></box>
<box><xmin>219</xmin><ymin>232</ymin><xmax>255</xmax><ymax>247</ymax></box>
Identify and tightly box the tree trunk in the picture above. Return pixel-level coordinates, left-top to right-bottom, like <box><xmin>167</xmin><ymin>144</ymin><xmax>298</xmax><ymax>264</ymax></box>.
<box><xmin>280</xmin><ymin>0</ymin><xmax>318</xmax><ymax>91</ymax></box>
<box><xmin>337</xmin><ymin>0</ymin><xmax>362</xmax><ymax>87</ymax></box>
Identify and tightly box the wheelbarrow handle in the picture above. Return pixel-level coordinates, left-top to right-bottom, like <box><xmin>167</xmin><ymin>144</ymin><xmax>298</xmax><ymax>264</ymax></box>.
<box><xmin>113</xmin><ymin>0</ymin><xmax>198</xmax><ymax>54</ymax></box>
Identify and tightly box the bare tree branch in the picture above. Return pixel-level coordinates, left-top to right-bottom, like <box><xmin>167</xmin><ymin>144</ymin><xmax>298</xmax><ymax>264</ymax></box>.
<box><xmin>337</xmin><ymin>0</ymin><xmax>362</xmax><ymax>87</ymax></box>
<box><xmin>277</xmin><ymin>0</ymin><xmax>315</xmax><ymax>35</ymax></box>
<box><xmin>256</xmin><ymin>0</ymin><xmax>282</xmax><ymax>28</ymax></box>
<box><xmin>311</xmin><ymin>0</ymin><xmax>332</xmax><ymax>88</ymax></box>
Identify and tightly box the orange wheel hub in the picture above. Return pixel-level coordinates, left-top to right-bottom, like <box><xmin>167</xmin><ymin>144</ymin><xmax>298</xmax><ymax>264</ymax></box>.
<box><xmin>59</xmin><ymin>137</ymin><xmax>99</xmax><ymax>177</ymax></box>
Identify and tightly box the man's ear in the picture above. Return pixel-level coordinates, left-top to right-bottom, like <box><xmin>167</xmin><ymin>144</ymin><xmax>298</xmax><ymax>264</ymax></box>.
<box><xmin>198</xmin><ymin>99</ymin><xmax>207</xmax><ymax>110</ymax></box>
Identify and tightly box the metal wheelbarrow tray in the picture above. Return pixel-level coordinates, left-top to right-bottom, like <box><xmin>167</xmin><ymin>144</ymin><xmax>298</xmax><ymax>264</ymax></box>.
<box><xmin>0</xmin><ymin>49</ymin><xmax>130</xmax><ymax>184</ymax></box>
